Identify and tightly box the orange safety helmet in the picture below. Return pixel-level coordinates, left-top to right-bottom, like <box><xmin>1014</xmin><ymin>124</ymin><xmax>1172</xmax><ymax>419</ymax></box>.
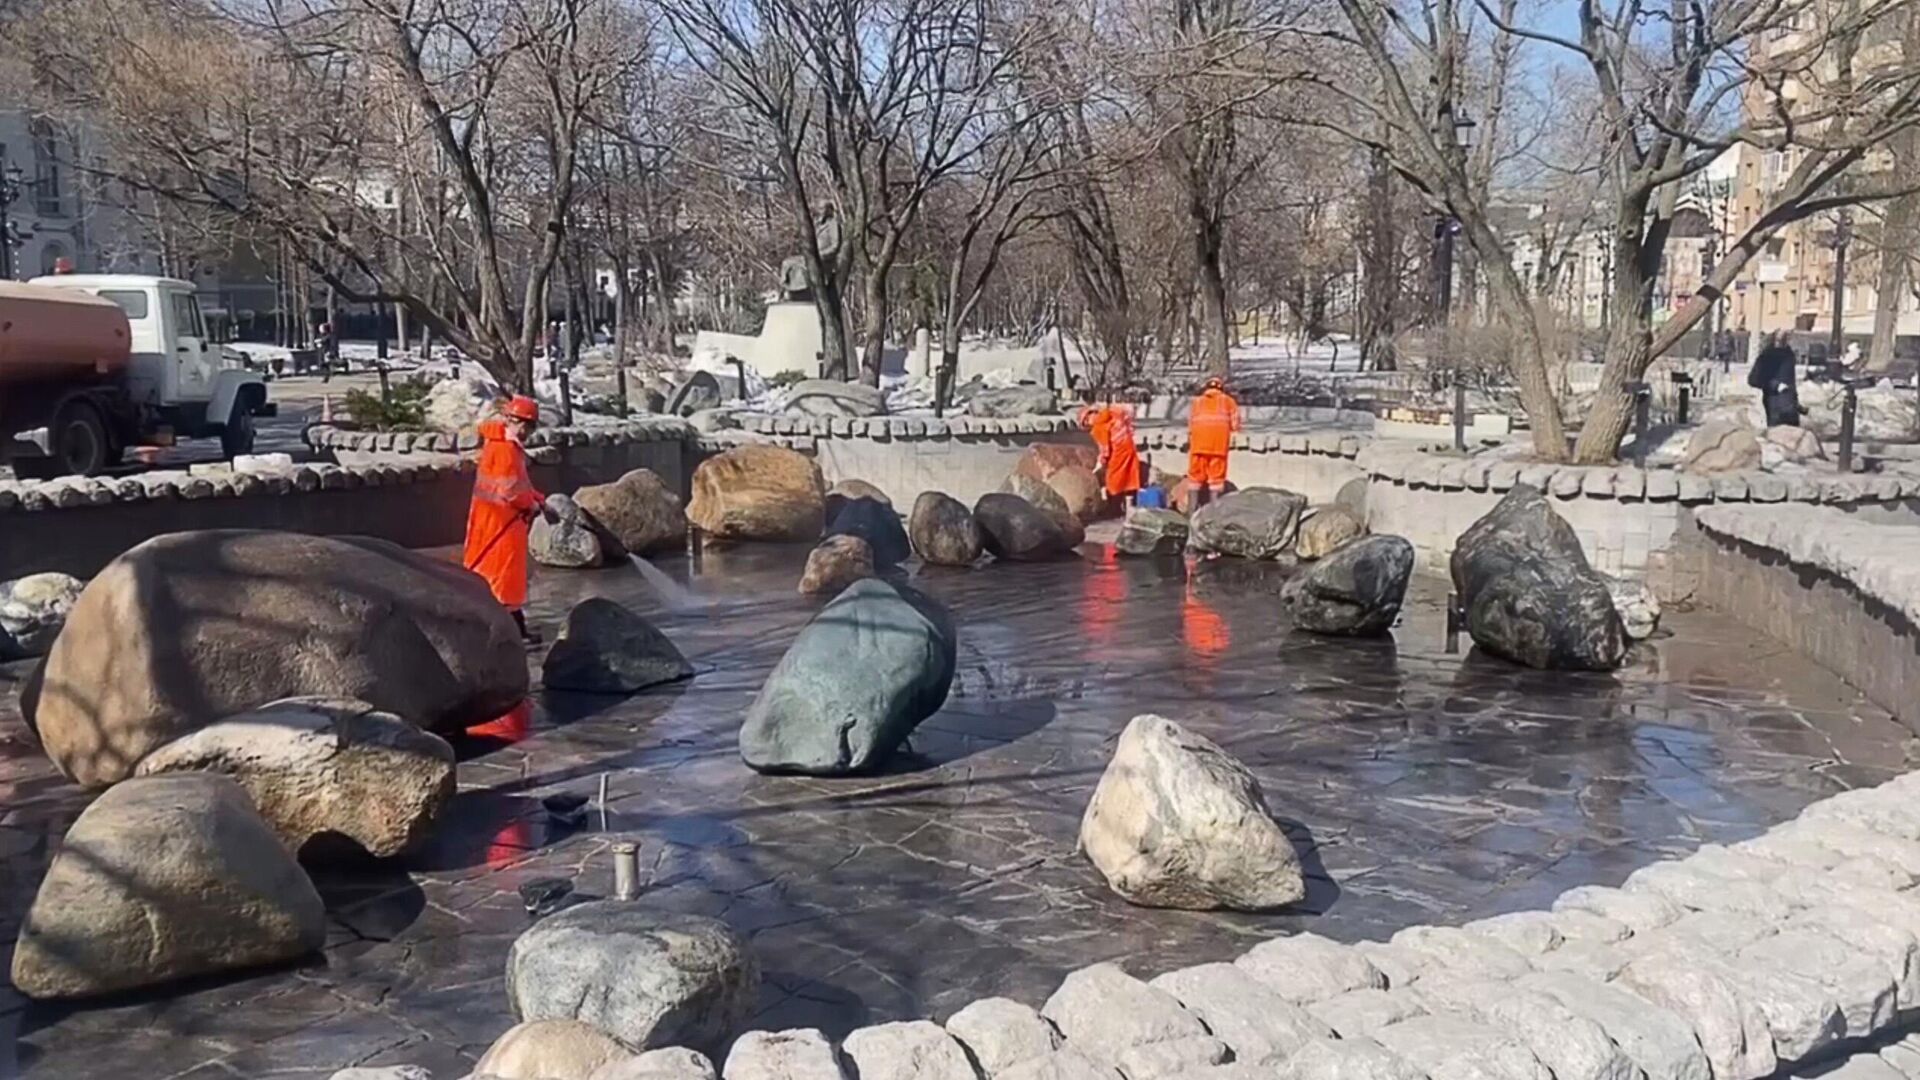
<box><xmin>503</xmin><ymin>395</ymin><xmax>540</xmax><ymax>423</ymax></box>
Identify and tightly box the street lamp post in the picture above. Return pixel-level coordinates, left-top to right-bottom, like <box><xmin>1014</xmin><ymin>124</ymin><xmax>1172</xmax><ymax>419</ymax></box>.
<box><xmin>0</xmin><ymin>160</ymin><xmax>27</xmax><ymax>281</ymax></box>
<box><xmin>1432</xmin><ymin>111</ymin><xmax>1477</xmax><ymax>451</ymax></box>
<box><xmin>1828</xmin><ymin>211</ymin><xmax>1852</xmax><ymax>366</ymax></box>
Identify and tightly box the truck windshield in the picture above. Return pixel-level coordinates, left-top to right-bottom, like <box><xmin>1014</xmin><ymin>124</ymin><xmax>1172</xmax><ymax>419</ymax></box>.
<box><xmin>98</xmin><ymin>289</ymin><xmax>149</xmax><ymax>320</ymax></box>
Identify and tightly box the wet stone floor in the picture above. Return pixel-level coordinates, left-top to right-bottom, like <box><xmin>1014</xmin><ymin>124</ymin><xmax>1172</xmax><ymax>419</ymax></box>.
<box><xmin>2</xmin><ymin>542</ymin><xmax>1914</xmax><ymax>1078</ymax></box>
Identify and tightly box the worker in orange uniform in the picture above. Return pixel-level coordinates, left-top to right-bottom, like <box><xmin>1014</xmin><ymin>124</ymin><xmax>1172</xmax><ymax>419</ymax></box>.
<box><xmin>1077</xmin><ymin>398</ymin><xmax>1143</xmax><ymax>507</ymax></box>
<box><xmin>1186</xmin><ymin>376</ymin><xmax>1241</xmax><ymax>508</ymax></box>
<box><xmin>464</xmin><ymin>395</ymin><xmax>552</xmax><ymax>643</ymax></box>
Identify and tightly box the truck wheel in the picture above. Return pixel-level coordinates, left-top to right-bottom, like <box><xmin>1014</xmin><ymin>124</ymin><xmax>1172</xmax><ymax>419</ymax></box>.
<box><xmin>23</xmin><ymin>401</ymin><xmax>114</xmax><ymax>478</ymax></box>
<box><xmin>222</xmin><ymin>407</ymin><xmax>257</xmax><ymax>458</ymax></box>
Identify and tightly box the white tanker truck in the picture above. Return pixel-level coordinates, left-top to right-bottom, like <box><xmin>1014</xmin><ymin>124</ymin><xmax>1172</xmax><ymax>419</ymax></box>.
<box><xmin>0</xmin><ymin>273</ymin><xmax>274</xmax><ymax>478</ymax></box>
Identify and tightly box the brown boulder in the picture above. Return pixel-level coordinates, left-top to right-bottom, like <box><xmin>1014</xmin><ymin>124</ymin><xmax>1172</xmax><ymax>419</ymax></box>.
<box><xmin>1170</xmin><ymin>478</ymin><xmax>1239</xmax><ymax>514</ymax></box>
<box><xmin>1012</xmin><ymin>443</ymin><xmax>1099</xmax><ymax>483</ymax></box>
<box><xmin>27</xmin><ymin>530</ymin><xmax>526</xmax><ymax>789</ymax></box>
<box><xmin>686</xmin><ymin>445</ymin><xmax>826</xmax><ymax>543</ymax></box>
<box><xmin>799</xmin><ymin>535</ymin><xmax>877</xmax><ymax>595</ymax></box>
<box><xmin>1047</xmin><ymin>465</ymin><xmax>1110</xmax><ymax>522</ymax></box>
<box><xmin>573</xmin><ymin>468</ymin><xmax>686</xmax><ymax>558</ymax></box>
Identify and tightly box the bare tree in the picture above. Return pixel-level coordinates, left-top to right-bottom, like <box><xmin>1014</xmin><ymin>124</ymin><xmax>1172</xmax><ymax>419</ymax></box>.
<box><xmin>1317</xmin><ymin>0</ymin><xmax>1920</xmax><ymax>461</ymax></box>
<box><xmin>666</xmin><ymin>0</ymin><xmax>1021</xmax><ymax>385</ymax></box>
<box><xmin>23</xmin><ymin>0</ymin><xmax>630</xmax><ymax>390</ymax></box>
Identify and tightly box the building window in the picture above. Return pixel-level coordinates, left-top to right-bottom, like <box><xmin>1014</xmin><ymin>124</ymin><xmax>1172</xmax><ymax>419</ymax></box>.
<box><xmin>1769</xmin><ymin>289</ymin><xmax>1780</xmax><ymax>314</ymax></box>
<box><xmin>29</xmin><ymin>118</ymin><xmax>62</xmax><ymax>218</ymax></box>
<box><xmin>37</xmin><ymin>242</ymin><xmax>67</xmax><ymax>275</ymax></box>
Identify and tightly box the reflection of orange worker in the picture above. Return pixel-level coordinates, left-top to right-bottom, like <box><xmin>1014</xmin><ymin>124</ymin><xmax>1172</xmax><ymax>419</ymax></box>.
<box><xmin>1078</xmin><ymin>401</ymin><xmax>1143</xmax><ymax>502</ymax></box>
<box><xmin>464</xmin><ymin>395</ymin><xmax>551</xmax><ymax>642</ymax></box>
<box><xmin>1187</xmin><ymin>376</ymin><xmax>1241</xmax><ymax>507</ymax></box>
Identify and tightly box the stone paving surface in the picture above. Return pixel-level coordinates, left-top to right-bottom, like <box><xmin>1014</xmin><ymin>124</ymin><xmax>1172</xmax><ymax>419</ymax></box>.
<box><xmin>1</xmin><ymin>543</ymin><xmax>1911</xmax><ymax>1078</ymax></box>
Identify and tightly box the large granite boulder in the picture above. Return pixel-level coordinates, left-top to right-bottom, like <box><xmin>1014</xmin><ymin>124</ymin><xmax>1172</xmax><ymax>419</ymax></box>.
<box><xmin>133</xmin><ymin>697</ymin><xmax>455</xmax><ymax>859</ymax></box>
<box><xmin>687</xmin><ymin>445</ymin><xmax>825</xmax><ymax>543</ymax></box>
<box><xmin>1296</xmin><ymin>505</ymin><xmax>1366</xmax><ymax>560</ymax></box>
<box><xmin>826</xmin><ymin>496</ymin><xmax>910</xmax><ymax>566</ymax></box>
<box><xmin>970</xmin><ymin>385</ymin><xmax>1060</xmax><ymax>418</ymax></box>
<box><xmin>740</xmin><ymin>579</ymin><xmax>957</xmax><ymax>775</ymax></box>
<box><xmin>1682</xmin><ymin>420</ymin><xmax>1762</xmax><ymax>474</ymax></box>
<box><xmin>1048</xmin><ymin>465</ymin><xmax>1109</xmax><ymax>522</ymax></box>
<box><xmin>532</xmin><ymin>494</ymin><xmax>606</xmax><ymax>568</ymax></box>
<box><xmin>1001</xmin><ymin>472</ymin><xmax>1073</xmax><ymax>519</ymax></box>
<box><xmin>799</xmin><ymin>535</ymin><xmax>876</xmax><ymax>596</ymax></box>
<box><xmin>1080</xmin><ymin>715</ymin><xmax>1305</xmax><ymax>911</ymax></box>
<box><xmin>1281</xmin><ymin>535</ymin><xmax>1414</xmax><ymax>637</ymax></box>
<box><xmin>28</xmin><ymin>530</ymin><xmax>527</xmax><ymax>788</ymax></box>
<box><xmin>10</xmin><ymin>774</ymin><xmax>325</xmax><ymax>998</ymax></box>
<box><xmin>543</xmin><ymin>599</ymin><xmax>694</xmax><ymax>693</ymax></box>
<box><xmin>782</xmin><ymin>379</ymin><xmax>887</xmax><ymax>418</ymax></box>
<box><xmin>478</xmin><ymin>1020</ymin><xmax>630</xmax><ymax>1080</ymax></box>
<box><xmin>1189</xmin><ymin>488</ymin><xmax>1309</xmax><ymax>560</ymax></box>
<box><xmin>974</xmin><ymin>493</ymin><xmax>1074</xmax><ymax>561</ymax></box>
<box><xmin>910</xmin><ymin>492</ymin><xmax>984</xmax><ymax>566</ymax></box>
<box><xmin>1116</xmin><ymin>508</ymin><xmax>1190</xmax><ymax>557</ymax></box>
<box><xmin>508</xmin><ymin>901</ymin><xmax>758</xmax><ymax>1053</ymax></box>
<box><xmin>574</xmin><ymin>469</ymin><xmax>687</xmax><ymax>558</ymax></box>
<box><xmin>1603</xmin><ymin>576</ymin><xmax>1661</xmax><ymax>641</ymax></box>
<box><xmin>0</xmin><ymin>571</ymin><xmax>83</xmax><ymax>659</ymax></box>
<box><xmin>1450</xmin><ymin>486</ymin><xmax>1628</xmax><ymax>670</ymax></box>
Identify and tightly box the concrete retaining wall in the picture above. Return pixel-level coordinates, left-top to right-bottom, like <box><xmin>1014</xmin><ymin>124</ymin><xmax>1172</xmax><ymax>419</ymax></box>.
<box><xmin>1356</xmin><ymin>442</ymin><xmax>1920</xmax><ymax>597</ymax></box>
<box><xmin>1684</xmin><ymin>505</ymin><xmax>1920</xmax><ymax>731</ymax></box>
<box><xmin>0</xmin><ymin>462</ymin><xmax>479</xmax><ymax>578</ymax></box>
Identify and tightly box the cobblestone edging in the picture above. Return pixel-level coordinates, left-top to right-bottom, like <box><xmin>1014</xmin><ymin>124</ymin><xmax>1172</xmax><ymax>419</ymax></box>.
<box><xmin>304</xmin><ymin>417</ymin><xmax>696</xmax><ymax>455</ymax></box>
<box><xmin>733</xmin><ymin>413</ymin><xmax>1083</xmax><ymax>439</ymax></box>
<box><xmin>1694</xmin><ymin>504</ymin><xmax>1920</xmax><ymax>629</ymax></box>
<box><xmin>1358</xmin><ymin>443</ymin><xmax>1920</xmax><ymax>507</ymax></box>
<box><xmin>1133</xmin><ymin>428</ymin><xmax>1369</xmax><ymax>458</ymax></box>
<box><xmin>669</xmin><ymin>771</ymin><xmax>1920</xmax><ymax>1080</ymax></box>
<box><xmin>0</xmin><ymin>459</ymin><xmax>476</xmax><ymax>514</ymax></box>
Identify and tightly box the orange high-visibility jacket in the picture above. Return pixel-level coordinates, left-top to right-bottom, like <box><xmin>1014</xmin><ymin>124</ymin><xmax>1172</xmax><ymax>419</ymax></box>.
<box><xmin>464</xmin><ymin>419</ymin><xmax>544</xmax><ymax>609</ymax></box>
<box><xmin>1188</xmin><ymin>388</ymin><xmax>1242</xmax><ymax>457</ymax></box>
<box><xmin>1079</xmin><ymin>404</ymin><xmax>1142</xmax><ymax>496</ymax></box>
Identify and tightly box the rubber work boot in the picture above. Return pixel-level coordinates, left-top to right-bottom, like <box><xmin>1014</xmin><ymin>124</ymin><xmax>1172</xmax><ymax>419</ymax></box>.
<box><xmin>512</xmin><ymin>609</ymin><xmax>543</xmax><ymax>645</ymax></box>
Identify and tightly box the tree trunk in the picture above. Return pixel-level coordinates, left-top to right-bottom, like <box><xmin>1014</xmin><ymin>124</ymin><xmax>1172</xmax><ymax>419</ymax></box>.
<box><xmin>1195</xmin><ymin>218</ymin><xmax>1231</xmax><ymax>377</ymax></box>
<box><xmin>860</xmin><ymin>268</ymin><xmax>888</xmax><ymax>387</ymax></box>
<box><xmin>814</xmin><ymin>279</ymin><xmax>852</xmax><ymax>381</ymax></box>
<box><xmin>1572</xmin><ymin>227</ymin><xmax>1659</xmax><ymax>463</ymax></box>
<box><xmin>1868</xmin><ymin>197</ymin><xmax>1915</xmax><ymax>372</ymax></box>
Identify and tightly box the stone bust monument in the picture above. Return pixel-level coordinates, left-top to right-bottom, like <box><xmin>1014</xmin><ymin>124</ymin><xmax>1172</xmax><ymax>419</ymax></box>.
<box><xmin>779</xmin><ymin>214</ymin><xmax>843</xmax><ymax>301</ymax></box>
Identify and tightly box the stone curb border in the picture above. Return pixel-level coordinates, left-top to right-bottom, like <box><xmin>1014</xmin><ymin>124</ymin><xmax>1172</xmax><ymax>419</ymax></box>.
<box><xmin>1696</xmin><ymin>504</ymin><xmax>1920</xmax><ymax>629</ymax></box>
<box><xmin>0</xmin><ymin>459</ymin><xmax>476</xmax><ymax>514</ymax></box>
<box><xmin>1358</xmin><ymin>443</ymin><xmax>1919</xmax><ymax>507</ymax></box>
<box><xmin>1132</xmin><ymin>428</ymin><xmax>1369</xmax><ymax>458</ymax></box>
<box><xmin>623</xmin><ymin>771</ymin><xmax>1920</xmax><ymax>1080</ymax></box>
<box><xmin>304</xmin><ymin>418</ymin><xmax>697</xmax><ymax>454</ymax></box>
<box><xmin>733</xmin><ymin>413</ymin><xmax>1083</xmax><ymax>439</ymax></box>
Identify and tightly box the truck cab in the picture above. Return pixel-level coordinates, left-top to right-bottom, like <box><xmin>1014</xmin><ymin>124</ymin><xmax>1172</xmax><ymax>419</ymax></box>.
<box><xmin>9</xmin><ymin>274</ymin><xmax>273</xmax><ymax>476</ymax></box>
